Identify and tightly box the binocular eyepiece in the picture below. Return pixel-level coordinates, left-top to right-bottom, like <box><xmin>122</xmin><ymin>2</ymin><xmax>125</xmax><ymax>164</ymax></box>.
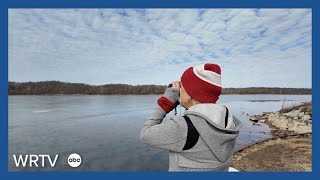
<box><xmin>168</xmin><ymin>84</ymin><xmax>173</xmax><ymax>88</ymax></box>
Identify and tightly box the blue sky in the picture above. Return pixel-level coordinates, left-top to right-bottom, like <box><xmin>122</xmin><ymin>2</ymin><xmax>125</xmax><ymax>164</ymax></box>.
<box><xmin>9</xmin><ymin>9</ymin><xmax>311</xmax><ymax>88</ymax></box>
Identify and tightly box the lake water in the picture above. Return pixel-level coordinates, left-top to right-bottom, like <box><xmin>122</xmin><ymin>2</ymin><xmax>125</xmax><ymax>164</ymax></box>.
<box><xmin>8</xmin><ymin>95</ymin><xmax>311</xmax><ymax>171</ymax></box>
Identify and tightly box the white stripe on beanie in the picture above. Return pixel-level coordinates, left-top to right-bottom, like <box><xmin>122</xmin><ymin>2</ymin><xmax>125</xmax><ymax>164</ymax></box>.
<box><xmin>193</xmin><ymin>64</ymin><xmax>221</xmax><ymax>87</ymax></box>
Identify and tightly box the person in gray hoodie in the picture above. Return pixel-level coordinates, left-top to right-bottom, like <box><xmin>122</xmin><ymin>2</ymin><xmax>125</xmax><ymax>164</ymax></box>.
<box><xmin>140</xmin><ymin>63</ymin><xmax>242</xmax><ymax>172</ymax></box>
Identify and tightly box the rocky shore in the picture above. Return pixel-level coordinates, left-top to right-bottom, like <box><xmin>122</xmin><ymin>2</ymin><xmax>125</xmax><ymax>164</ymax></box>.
<box><xmin>250</xmin><ymin>101</ymin><xmax>312</xmax><ymax>134</ymax></box>
<box><xmin>232</xmin><ymin>101</ymin><xmax>312</xmax><ymax>171</ymax></box>
<box><xmin>250</xmin><ymin>102</ymin><xmax>312</xmax><ymax>134</ymax></box>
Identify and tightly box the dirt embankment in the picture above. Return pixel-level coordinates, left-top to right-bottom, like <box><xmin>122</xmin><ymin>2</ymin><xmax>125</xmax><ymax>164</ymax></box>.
<box><xmin>232</xmin><ymin>102</ymin><xmax>312</xmax><ymax>172</ymax></box>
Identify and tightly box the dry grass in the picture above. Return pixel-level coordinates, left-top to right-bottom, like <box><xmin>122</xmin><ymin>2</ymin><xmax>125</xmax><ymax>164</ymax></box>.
<box><xmin>279</xmin><ymin>101</ymin><xmax>312</xmax><ymax>114</ymax></box>
<box><xmin>232</xmin><ymin>135</ymin><xmax>312</xmax><ymax>172</ymax></box>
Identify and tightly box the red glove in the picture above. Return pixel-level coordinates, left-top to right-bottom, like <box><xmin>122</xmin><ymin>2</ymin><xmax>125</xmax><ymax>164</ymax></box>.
<box><xmin>157</xmin><ymin>96</ymin><xmax>176</xmax><ymax>113</ymax></box>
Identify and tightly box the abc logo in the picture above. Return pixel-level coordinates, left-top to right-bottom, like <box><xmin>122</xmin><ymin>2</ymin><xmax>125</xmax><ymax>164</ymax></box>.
<box><xmin>67</xmin><ymin>153</ymin><xmax>82</xmax><ymax>168</ymax></box>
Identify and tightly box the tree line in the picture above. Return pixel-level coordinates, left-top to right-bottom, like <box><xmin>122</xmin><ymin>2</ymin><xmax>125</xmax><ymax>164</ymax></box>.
<box><xmin>8</xmin><ymin>81</ymin><xmax>312</xmax><ymax>95</ymax></box>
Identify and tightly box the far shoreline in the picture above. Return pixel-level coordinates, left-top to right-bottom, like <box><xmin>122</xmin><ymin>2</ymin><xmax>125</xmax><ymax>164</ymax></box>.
<box><xmin>9</xmin><ymin>81</ymin><xmax>312</xmax><ymax>95</ymax></box>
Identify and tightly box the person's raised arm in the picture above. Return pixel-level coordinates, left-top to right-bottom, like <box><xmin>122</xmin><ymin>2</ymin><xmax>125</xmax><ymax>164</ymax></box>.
<box><xmin>140</xmin><ymin>81</ymin><xmax>187</xmax><ymax>152</ymax></box>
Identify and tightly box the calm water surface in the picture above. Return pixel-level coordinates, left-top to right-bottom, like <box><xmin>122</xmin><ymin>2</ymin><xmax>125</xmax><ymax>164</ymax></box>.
<box><xmin>8</xmin><ymin>95</ymin><xmax>311</xmax><ymax>171</ymax></box>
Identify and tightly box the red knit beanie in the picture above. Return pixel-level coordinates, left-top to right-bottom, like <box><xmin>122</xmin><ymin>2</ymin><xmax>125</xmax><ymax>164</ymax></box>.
<box><xmin>181</xmin><ymin>63</ymin><xmax>222</xmax><ymax>103</ymax></box>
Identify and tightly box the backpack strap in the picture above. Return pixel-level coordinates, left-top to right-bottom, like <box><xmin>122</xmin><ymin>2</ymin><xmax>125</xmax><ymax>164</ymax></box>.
<box><xmin>224</xmin><ymin>106</ymin><xmax>229</xmax><ymax>128</ymax></box>
<box><xmin>182</xmin><ymin>115</ymin><xmax>199</xmax><ymax>150</ymax></box>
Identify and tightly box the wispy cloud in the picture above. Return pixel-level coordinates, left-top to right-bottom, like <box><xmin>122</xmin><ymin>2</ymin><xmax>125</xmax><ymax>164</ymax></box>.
<box><xmin>9</xmin><ymin>9</ymin><xmax>311</xmax><ymax>88</ymax></box>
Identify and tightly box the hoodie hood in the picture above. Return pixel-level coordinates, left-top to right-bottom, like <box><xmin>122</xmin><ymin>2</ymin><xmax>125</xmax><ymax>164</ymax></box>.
<box><xmin>183</xmin><ymin>103</ymin><xmax>242</xmax><ymax>162</ymax></box>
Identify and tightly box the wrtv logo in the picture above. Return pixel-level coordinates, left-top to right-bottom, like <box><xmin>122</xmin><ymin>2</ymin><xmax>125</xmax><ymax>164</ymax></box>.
<box><xmin>13</xmin><ymin>154</ymin><xmax>59</xmax><ymax>167</ymax></box>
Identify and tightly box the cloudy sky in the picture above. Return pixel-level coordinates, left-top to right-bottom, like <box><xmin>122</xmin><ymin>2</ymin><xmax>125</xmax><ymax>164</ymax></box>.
<box><xmin>9</xmin><ymin>9</ymin><xmax>311</xmax><ymax>88</ymax></box>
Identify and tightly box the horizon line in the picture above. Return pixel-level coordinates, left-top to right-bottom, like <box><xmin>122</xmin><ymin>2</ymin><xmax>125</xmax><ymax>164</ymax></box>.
<box><xmin>8</xmin><ymin>80</ymin><xmax>312</xmax><ymax>89</ymax></box>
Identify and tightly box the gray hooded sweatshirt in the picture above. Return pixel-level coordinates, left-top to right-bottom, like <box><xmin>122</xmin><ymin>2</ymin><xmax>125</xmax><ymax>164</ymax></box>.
<box><xmin>140</xmin><ymin>88</ymin><xmax>242</xmax><ymax>171</ymax></box>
